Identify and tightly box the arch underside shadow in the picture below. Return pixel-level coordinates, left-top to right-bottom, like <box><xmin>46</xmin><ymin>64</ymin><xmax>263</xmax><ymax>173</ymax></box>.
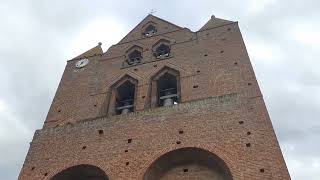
<box><xmin>144</xmin><ymin>147</ymin><xmax>233</xmax><ymax>180</ymax></box>
<box><xmin>51</xmin><ymin>164</ymin><xmax>109</xmax><ymax>180</ymax></box>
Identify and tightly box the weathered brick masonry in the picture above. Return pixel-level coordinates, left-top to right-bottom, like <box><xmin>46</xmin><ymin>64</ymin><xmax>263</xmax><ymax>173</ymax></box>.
<box><xmin>19</xmin><ymin>15</ymin><xmax>290</xmax><ymax>179</ymax></box>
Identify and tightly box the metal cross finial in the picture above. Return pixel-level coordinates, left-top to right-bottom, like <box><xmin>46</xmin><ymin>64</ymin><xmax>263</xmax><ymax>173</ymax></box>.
<box><xmin>149</xmin><ymin>9</ymin><xmax>156</xmax><ymax>15</ymax></box>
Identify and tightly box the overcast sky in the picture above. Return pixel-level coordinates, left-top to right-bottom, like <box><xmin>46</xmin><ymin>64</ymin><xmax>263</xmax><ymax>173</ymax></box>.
<box><xmin>0</xmin><ymin>0</ymin><xmax>319</xmax><ymax>179</ymax></box>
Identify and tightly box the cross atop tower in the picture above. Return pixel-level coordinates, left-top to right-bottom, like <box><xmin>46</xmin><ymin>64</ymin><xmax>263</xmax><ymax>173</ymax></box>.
<box><xmin>149</xmin><ymin>9</ymin><xmax>156</xmax><ymax>15</ymax></box>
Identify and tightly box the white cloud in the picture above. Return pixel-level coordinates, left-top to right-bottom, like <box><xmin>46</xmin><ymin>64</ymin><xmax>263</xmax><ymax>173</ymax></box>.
<box><xmin>247</xmin><ymin>0</ymin><xmax>277</xmax><ymax>13</ymax></box>
<box><xmin>247</xmin><ymin>38</ymin><xmax>284</xmax><ymax>64</ymax></box>
<box><xmin>67</xmin><ymin>17</ymin><xmax>127</xmax><ymax>58</ymax></box>
<box><xmin>288</xmin><ymin>23</ymin><xmax>320</xmax><ymax>46</ymax></box>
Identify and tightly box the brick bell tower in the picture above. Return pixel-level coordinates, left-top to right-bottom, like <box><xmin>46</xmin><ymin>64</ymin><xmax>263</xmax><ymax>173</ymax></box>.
<box><xmin>19</xmin><ymin>15</ymin><xmax>290</xmax><ymax>180</ymax></box>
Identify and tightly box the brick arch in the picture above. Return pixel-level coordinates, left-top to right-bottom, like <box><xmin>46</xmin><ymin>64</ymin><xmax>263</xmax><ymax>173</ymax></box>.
<box><xmin>50</xmin><ymin>164</ymin><xmax>109</xmax><ymax>180</ymax></box>
<box><xmin>149</xmin><ymin>66</ymin><xmax>181</xmax><ymax>108</ymax></box>
<box><xmin>106</xmin><ymin>74</ymin><xmax>139</xmax><ymax>116</ymax></box>
<box><xmin>142</xmin><ymin>147</ymin><xmax>233</xmax><ymax>180</ymax></box>
<box><xmin>152</xmin><ymin>39</ymin><xmax>171</xmax><ymax>58</ymax></box>
<box><xmin>141</xmin><ymin>21</ymin><xmax>158</xmax><ymax>37</ymax></box>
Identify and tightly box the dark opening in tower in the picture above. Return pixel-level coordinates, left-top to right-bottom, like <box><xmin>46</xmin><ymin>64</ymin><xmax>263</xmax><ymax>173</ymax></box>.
<box><xmin>144</xmin><ymin>25</ymin><xmax>157</xmax><ymax>37</ymax></box>
<box><xmin>155</xmin><ymin>44</ymin><xmax>170</xmax><ymax>59</ymax></box>
<box><xmin>128</xmin><ymin>50</ymin><xmax>142</xmax><ymax>65</ymax></box>
<box><xmin>157</xmin><ymin>73</ymin><xmax>178</xmax><ymax>106</ymax></box>
<box><xmin>115</xmin><ymin>81</ymin><xmax>135</xmax><ymax>115</ymax></box>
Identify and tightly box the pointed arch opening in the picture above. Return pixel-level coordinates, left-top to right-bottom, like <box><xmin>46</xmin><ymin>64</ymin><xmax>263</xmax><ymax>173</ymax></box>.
<box><xmin>143</xmin><ymin>147</ymin><xmax>233</xmax><ymax>180</ymax></box>
<box><xmin>51</xmin><ymin>164</ymin><xmax>109</xmax><ymax>180</ymax></box>
<box><xmin>144</xmin><ymin>24</ymin><xmax>157</xmax><ymax>37</ymax></box>
<box><xmin>128</xmin><ymin>49</ymin><xmax>142</xmax><ymax>65</ymax></box>
<box><xmin>125</xmin><ymin>45</ymin><xmax>143</xmax><ymax>66</ymax></box>
<box><xmin>150</xmin><ymin>67</ymin><xmax>180</xmax><ymax>108</ymax></box>
<box><xmin>108</xmin><ymin>75</ymin><xmax>138</xmax><ymax>115</ymax></box>
<box><xmin>152</xmin><ymin>39</ymin><xmax>171</xmax><ymax>59</ymax></box>
<box><xmin>155</xmin><ymin>44</ymin><xmax>170</xmax><ymax>58</ymax></box>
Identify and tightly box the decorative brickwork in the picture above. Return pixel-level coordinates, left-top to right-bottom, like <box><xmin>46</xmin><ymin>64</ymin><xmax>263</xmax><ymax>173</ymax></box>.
<box><xmin>19</xmin><ymin>15</ymin><xmax>290</xmax><ymax>180</ymax></box>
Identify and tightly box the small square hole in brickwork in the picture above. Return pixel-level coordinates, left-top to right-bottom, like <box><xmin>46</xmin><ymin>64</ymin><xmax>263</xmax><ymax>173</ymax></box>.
<box><xmin>31</xmin><ymin>167</ymin><xmax>35</xmax><ymax>171</ymax></box>
<box><xmin>44</xmin><ymin>173</ymin><xmax>48</xmax><ymax>176</ymax></box>
<box><xmin>176</xmin><ymin>141</ymin><xmax>181</xmax><ymax>145</ymax></box>
<box><xmin>126</xmin><ymin>162</ymin><xmax>129</xmax><ymax>166</ymax></box>
<box><xmin>58</xmin><ymin>110</ymin><xmax>61</xmax><ymax>113</ymax></box>
<box><xmin>260</xmin><ymin>169</ymin><xmax>265</xmax><ymax>173</ymax></box>
<box><xmin>82</xmin><ymin>146</ymin><xmax>87</xmax><ymax>150</ymax></box>
<box><xmin>248</xmin><ymin>83</ymin><xmax>252</xmax><ymax>86</ymax></box>
<box><xmin>134</xmin><ymin>68</ymin><xmax>138</xmax><ymax>71</ymax></box>
<box><xmin>220</xmin><ymin>50</ymin><xmax>224</xmax><ymax>53</ymax></box>
<box><xmin>247</xmin><ymin>131</ymin><xmax>251</xmax><ymax>135</ymax></box>
<box><xmin>183</xmin><ymin>168</ymin><xmax>188</xmax><ymax>172</ymax></box>
<box><xmin>239</xmin><ymin>121</ymin><xmax>244</xmax><ymax>124</ymax></box>
<box><xmin>142</xmin><ymin>96</ymin><xmax>146</xmax><ymax>99</ymax></box>
<box><xmin>227</xmin><ymin>28</ymin><xmax>231</xmax><ymax>31</ymax></box>
<box><xmin>179</xmin><ymin>130</ymin><xmax>184</xmax><ymax>134</ymax></box>
<box><xmin>193</xmin><ymin>85</ymin><xmax>199</xmax><ymax>88</ymax></box>
<box><xmin>204</xmin><ymin>54</ymin><xmax>208</xmax><ymax>57</ymax></box>
<box><xmin>128</xmin><ymin>139</ymin><xmax>132</xmax><ymax>143</ymax></box>
<box><xmin>197</xmin><ymin>70</ymin><xmax>200</xmax><ymax>73</ymax></box>
<box><xmin>154</xmin><ymin>64</ymin><xmax>157</xmax><ymax>67</ymax></box>
<box><xmin>94</xmin><ymin>104</ymin><xmax>97</xmax><ymax>107</ymax></box>
<box><xmin>98</xmin><ymin>130</ymin><xmax>104</xmax><ymax>135</ymax></box>
<box><xmin>234</xmin><ymin>62</ymin><xmax>238</xmax><ymax>65</ymax></box>
<box><xmin>125</xmin><ymin>150</ymin><xmax>128</xmax><ymax>153</ymax></box>
<box><xmin>246</xmin><ymin>143</ymin><xmax>251</xmax><ymax>147</ymax></box>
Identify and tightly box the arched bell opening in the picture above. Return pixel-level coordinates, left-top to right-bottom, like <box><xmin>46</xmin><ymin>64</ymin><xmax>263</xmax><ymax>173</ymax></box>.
<box><xmin>157</xmin><ymin>73</ymin><xmax>178</xmax><ymax>106</ymax></box>
<box><xmin>143</xmin><ymin>148</ymin><xmax>233</xmax><ymax>180</ymax></box>
<box><xmin>107</xmin><ymin>75</ymin><xmax>138</xmax><ymax>116</ymax></box>
<box><xmin>155</xmin><ymin>44</ymin><xmax>170</xmax><ymax>59</ymax></box>
<box><xmin>150</xmin><ymin>67</ymin><xmax>180</xmax><ymax>108</ymax></box>
<box><xmin>115</xmin><ymin>81</ymin><xmax>135</xmax><ymax>115</ymax></box>
<box><xmin>144</xmin><ymin>24</ymin><xmax>157</xmax><ymax>37</ymax></box>
<box><xmin>152</xmin><ymin>39</ymin><xmax>171</xmax><ymax>59</ymax></box>
<box><xmin>124</xmin><ymin>45</ymin><xmax>143</xmax><ymax>66</ymax></box>
<box><xmin>128</xmin><ymin>49</ymin><xmax>142</xmax><ymax>65</ymax></box>
<box><xmin>51</xmin><ymin>164</ymin><xmax>109</xmax><ymax>180</ymax></box>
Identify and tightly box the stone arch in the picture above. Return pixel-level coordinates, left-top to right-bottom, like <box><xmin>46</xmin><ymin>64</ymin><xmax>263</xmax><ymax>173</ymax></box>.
<box><xmin>143</xmin><ymin>147</ymin><xmax>233</xmax><ymax>180</ymax></box>
<box><xmin>50</xmin><ymin>164</ymin><xmax>109</xmax><ymax>180</ymax></box>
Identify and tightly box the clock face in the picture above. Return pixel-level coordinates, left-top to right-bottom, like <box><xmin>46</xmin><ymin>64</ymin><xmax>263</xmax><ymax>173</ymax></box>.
<box><xmin>75</xmin><ymin>58</ymin><xmax>89</xmax><ymax>68</ymax></box>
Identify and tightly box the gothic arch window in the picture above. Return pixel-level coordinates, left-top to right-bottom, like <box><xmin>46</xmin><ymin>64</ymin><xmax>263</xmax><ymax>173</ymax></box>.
<box><xmin>150</xmin><ymin>67</ymin><xmax>180</xmax><ymax>108</ymax></box>
<box><xmin>51</xmin><ymin>164</ymin><xmax>109</xmax><ymax>180</ymax></box>
<box><xmin>152</xmin><ymin>39</ymin><xmax>171</xmax><ymax>59</ymax></box>
<box><xmin>128</xmin><ymin>50</ymin><xmax>142</xmax><ymax>65</ymax></box>
<box><xmin>143</xmin><ymin>148</ymin><xmax>233</xmax><ymax>180</ymax></box>
<box><xmin>125</xmin><ymin>46</ymin><xmax>143</xmax><ymax>66</ymax></box>
<box><xmin>108</xmin><ymin>75</ymin><xmax>138</xmax><ymax>115</ymax></box>
<box><xmin>144</xmin><ymin>24</ymin><xmax>157</xmax><ymax>37</ymax></box>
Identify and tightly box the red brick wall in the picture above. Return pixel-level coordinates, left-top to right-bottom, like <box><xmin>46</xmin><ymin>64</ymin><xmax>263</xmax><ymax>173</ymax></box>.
<box><xmin>19</xmin><ymin>16</ymin><xmax>290</xmax><ymax>179</ymax></box>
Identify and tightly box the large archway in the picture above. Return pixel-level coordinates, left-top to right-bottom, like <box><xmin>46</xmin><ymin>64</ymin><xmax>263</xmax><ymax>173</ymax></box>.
<box><xmin>51</xmin><ymin>164</ymin><xmax>109</xmax><ymax>180</ymax></box>
<box><xmin>143</xmin><ymin>148</ymin><xmax>233</xmax><ymax>180</ymax></box>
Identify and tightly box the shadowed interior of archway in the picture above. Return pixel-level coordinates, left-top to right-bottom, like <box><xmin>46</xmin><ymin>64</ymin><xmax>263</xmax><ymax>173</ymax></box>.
<box><xmin>143</xmin><ymin>147</ymin><xmax>233</xmax><ymax>180</ymax></box>
<box><xmin>50</xmin><ymin>164</ymin><xmax>109</xmax><ymax>180</ymax></box>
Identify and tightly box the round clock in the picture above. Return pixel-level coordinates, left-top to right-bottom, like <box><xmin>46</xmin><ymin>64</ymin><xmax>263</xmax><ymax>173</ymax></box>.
<box><xmin>75</xmin><ymin>58</ymin><xmax>89</xmax><ymax>68</ymax></box>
